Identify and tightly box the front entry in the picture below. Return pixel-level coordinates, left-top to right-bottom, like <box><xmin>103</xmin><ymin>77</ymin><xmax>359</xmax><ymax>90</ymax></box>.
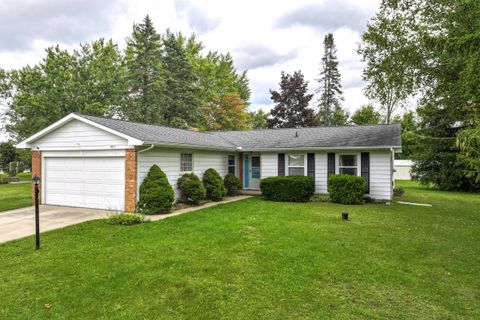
<box><xmin>243</xmin><ymin>153</ymin><xmax>261</xmax><ymax>189</ymax></box>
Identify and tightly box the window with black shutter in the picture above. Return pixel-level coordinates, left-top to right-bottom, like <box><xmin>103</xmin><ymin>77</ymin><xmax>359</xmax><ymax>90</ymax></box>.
<box><xmin>327</xmin><ymin>153</ymin><xmax>335</xmax><ymax>177</ymax></box>
<box><xmin>278</xmin><ymin>153</ymin><xmax>285</xmax><ymax>176</ymax></box>
<box><xmin>361</xmin><ymin>152</ymin><xmax>370</xmax><ymax>193</ymax></box>
<box><xmin>307</xmin><ymin>153</ymin><xmax>315</xmax><ymax>179</ymax></box>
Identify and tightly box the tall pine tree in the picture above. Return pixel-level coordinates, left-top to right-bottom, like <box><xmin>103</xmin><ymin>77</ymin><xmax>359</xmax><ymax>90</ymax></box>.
<box><xmin>268</xmin><ymin>71</ymin><xmax>315</xmax><ymax>128</ymax></box>
<box><xmin>160</xmin><ymin>30</ymin><xmax>200</xmax><ymax>128</ymax></box>
<box><xmin>316</xmin><ymin>33</ymin><xmax>347</xmax><ymax>125</ymax></box>
<box><xmin>124</xmin><ymin>15</ymin><xmax>164</xmax><ymax>124</ymax></box>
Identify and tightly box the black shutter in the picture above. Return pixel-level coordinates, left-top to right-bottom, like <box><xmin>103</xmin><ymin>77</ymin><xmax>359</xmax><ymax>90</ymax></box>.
<box><xmin>278</xmin><ymin>153</ymin><xmax>285</xmax><ymax>176</ymax></box>
<box><xmin>361</xmin><ymin>152</ymin><xmax>370</xmax><ymax>194</ymax></box>
<box><xmin>327</xmin><ymin>153</ymin><xmax>335</xmax><ymax>177</ymax></box>
<box><xmin>307</xmin><ymin>153</ymin><xmax>315</xmax><ymax>179</ymax></box>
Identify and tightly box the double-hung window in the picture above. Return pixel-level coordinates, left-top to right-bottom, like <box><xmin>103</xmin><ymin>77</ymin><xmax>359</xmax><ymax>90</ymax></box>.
<box><xmin>228</xmin><ymin>155</ymin><xmax>235</xmax><ymax>174</ymax></box>
<box><xmin>288</xmin><ymin>154</ymin><xmax>305</xmax><ymax>176</ymax></box>
<box><xmin>180</xmin><ymin>153</ymin><xmax>193</xmax><ymax>172</ymax></box>
<box><xmin>339</xmin><ymin>154</ymin><xmax>357</xmax><ymax>175</ymax></box>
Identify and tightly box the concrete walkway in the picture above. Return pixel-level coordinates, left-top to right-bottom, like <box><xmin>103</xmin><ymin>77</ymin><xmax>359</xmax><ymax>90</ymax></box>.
<box><xmin>147</xmin><ymin>195</ymin><xmax>252</xmax><ymax>221</ymax></box>
<box><xmin>0</xmin><ymin>196</ymin><xmax>252</xmax><ymax>244</ymax></box>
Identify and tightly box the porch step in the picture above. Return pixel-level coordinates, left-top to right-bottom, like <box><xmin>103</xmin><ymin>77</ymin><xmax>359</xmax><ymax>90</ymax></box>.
<box><xmin>237</xmin><ymin>189</ymin><xmax>262</xmax><ymax>196</ymax></box>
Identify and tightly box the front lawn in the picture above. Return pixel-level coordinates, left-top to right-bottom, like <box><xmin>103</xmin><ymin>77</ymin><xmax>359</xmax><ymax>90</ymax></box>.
<box><xmin>0</xmin><ymin>181</ymin><xmax>31</xmax><ymax>212</ymax></box>
<box><xmin>0</xmin><ymin>182</ymin><xmax>479</xmax><ymax>318</ymax></box>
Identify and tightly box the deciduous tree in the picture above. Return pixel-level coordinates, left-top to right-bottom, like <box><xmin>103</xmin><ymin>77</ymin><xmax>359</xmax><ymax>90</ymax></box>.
<box><xmin>6</xmin><ymin>40</ymin><xmax>125</xmax><ymax>140</ymax></box>
<box><xmin>361</xmin><ymin>0</ymin><xmax>480</xmax><ymax>190</ymax></box>
<box><xmin>351</xmin><ymin>105</ymin><xmax>380</xmax><ymax>125</ymax></box>
<box><xmin>248</xmin><ymin>109</ymin><xmax>268</xmax><ymax>129</ymax></box>
<box><xmin>268</xmin><ymin>71</ymin><xmax>315</xmax><ymax>128</ymax></box>
<box><xmin>200</xmin><ymin>93</ymin><xmax>250</xmax><ymax>131</ymax></box>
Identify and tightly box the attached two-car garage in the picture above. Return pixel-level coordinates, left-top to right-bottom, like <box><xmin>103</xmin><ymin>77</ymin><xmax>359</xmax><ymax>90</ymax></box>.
<box><xmin>44</xmin><ymin>157</ymin><xmax>125</xmax><ymax>210</ymax></box>
<box><xmin>16</xmin><ymin>113</ymin><xmax>142</xmax><ymax>211</ymax></box>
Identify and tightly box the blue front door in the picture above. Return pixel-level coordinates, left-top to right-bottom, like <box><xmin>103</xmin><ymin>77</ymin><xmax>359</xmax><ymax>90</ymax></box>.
<box><xmin>244</xmin><ymin>155</ymin><xmax>249</xmax><ymax>188</ymax></box>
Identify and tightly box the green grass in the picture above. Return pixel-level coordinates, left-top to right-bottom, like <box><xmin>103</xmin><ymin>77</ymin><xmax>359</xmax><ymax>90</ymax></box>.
<box><xmin>0</xmin><ymin>181</ymin><xmax>479</xmax><ymax>319</ymax></box>
<box><xmin>0</xmin><ymin>172</ymin><xmax>31</xmax><ymax>182</ymax></box>
<box><xmin>0</xmin><ymin>174</ymin><xmax>32</xmax><ymax>212</ymax></box>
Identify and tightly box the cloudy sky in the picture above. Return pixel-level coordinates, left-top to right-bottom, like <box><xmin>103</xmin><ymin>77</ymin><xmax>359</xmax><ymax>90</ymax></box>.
<box><xmin>0</xmin><ymin>0</ymin><xmax>380</xmax><ymax>140</ymax></box>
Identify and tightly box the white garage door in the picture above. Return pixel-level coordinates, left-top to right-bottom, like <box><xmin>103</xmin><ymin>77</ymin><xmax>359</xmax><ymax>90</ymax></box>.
<box><xmin>45</xmin><ymin>157</ymin><xmax>125</xmax><ymax>210</ymax></box>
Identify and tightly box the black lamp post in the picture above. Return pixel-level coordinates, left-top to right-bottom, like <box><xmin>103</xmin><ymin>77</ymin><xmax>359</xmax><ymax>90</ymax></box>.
<box><xmin>32</xmin><ymin>175</ymin><xmax>40</xmax><ymax>250</ymax></box>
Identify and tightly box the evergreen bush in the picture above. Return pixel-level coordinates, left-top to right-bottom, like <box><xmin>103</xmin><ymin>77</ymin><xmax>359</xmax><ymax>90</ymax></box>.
<box><xmin>137</xmin><ymin>165</ymin><xmax>174</xmax><ymax>214</ymax></box>
<box><xmin>177</xmin><ymin>173</ymin><xmax>206</xmax><ymax>204</ymax></box>
<box><xmin>224</xmin><ymin>173</ymin><xmax>241</xmax><ymax>196</ymax></box>
<box><xmin>202</xmin><ymin>168</ymin><xmax>227</xmax><ymax>201</ymax></box>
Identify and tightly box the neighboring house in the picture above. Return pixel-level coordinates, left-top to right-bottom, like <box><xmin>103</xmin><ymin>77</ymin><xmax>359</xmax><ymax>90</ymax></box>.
<box><xmin>394</xmin><ymin>160</ymin><xmax>413</xmax><ymax>180</ymax></box>
<box><xmin>17</xmin><ymin>113</ymin><xmax>402</xmax><ymax>211</ymax></box>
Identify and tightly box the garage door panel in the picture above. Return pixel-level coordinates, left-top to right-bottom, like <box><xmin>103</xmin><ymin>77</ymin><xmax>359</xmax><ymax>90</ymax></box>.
<box><xmin>45</xmin><ymin>157</ymin><xmax>125</xmax><ymax>210</ymax></box>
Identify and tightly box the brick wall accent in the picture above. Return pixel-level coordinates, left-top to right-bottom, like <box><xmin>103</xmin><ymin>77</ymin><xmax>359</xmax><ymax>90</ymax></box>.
<box><xmin>31</xmin><ymin>151</ymin><xmax>42</xmax><ymax>205</ymax></box>
<box><xmin>124</xmin><ymin>149</ymin><xmax>137</xmax><ymax>212</ymax></box>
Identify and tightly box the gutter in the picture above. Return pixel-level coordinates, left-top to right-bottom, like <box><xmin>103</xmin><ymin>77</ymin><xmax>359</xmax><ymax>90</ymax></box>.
<box><xmin>138</xmin><ymin>144</ymin><xmax>155</xmax><ymax>154</ymax></box>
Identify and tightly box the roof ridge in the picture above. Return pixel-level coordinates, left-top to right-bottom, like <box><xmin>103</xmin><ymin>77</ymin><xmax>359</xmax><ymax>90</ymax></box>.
<box><xmin>75</xmin><ymin>113</ymin><xmax>400</xmax><ymax>136</ymax></box>
<box><xmin>76</xmin><ymin>113</ymin><xmax>220</xmax><ymax>136</ymax></box>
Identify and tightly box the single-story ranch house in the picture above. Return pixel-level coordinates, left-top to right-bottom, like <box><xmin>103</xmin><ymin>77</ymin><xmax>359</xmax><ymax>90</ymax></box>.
<box><xmin>17</xmin><ymin>113</ymin><xmax>402</xmax><ymax>211</ymax></box>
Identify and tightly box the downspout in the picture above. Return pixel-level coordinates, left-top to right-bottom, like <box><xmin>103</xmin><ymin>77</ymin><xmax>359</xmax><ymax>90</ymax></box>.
<box><xmin>390</xmin><ymin>148</ymin><xmax>395</xmax><ymax>197</ymax></box>
<box><xmin>136</xmin><ymin>144</ymin><xmax>154</xmax><ymax>202</ymax></box>
<box><xmin>138</xmin><ymin>144</ymin><xmax>154</xmax><ymax>154</ymax></box>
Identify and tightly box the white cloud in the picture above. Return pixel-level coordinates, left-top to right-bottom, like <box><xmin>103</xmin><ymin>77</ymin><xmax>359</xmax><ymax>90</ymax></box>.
<box><xmin>0</xmin><ymin>0</ymin><xmax>381</xmax><ymax>141</ymax></box>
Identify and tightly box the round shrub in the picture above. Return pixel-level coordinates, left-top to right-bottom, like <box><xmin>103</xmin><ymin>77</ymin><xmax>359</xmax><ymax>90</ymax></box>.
<box><xmin>327</xmin><ymin>174</ymin><xmax>366</xmax><ymax>205</ymax></box>
<box><xmin>202</xmin><ymin>168</ymin><xmax>227</xmax><ymax>201</ymax></box>
<box><xmin>224</xmin><ymin>173</ymin><xmax>241</xmax><ymax>196</ymax></box>
<box><xmin>177</xmin><ymin>173</ymin><xmax>206</xmax><ymax>204</ymax></box>
<box><xmin>259</xmin><ymin>176</ymin><xmax>315</xmax><ymax>202</ymax></box>
<box><xmin>137</xmin><ymin>165</ymin><xmax>174</xmax><ymax>214</ymax></box>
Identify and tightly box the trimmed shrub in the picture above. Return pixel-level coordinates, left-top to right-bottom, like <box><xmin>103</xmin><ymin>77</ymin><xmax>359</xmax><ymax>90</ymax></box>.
<box><xmin>177</xmin><ymin>173</ymin><xmax>206</xmax><ymax>204</ymax></box>
<box><xmin>327</xmin><ymin>174</ymin><xmax>366</xmax><ymax>205</ymax></box>
<box><xmin>137</xmin><ymin>165</ymin><xmax>174</xmax><ymax>214</ymax></box>
<box><xmin>106</xmin><ymin>213</ymin><xmax>145</xmax><ymax>225</ymax></box>
<box><xmin>260</xmin><ymin>176</ymin><xmax>315</xmax><ymax>202</ymax></box>
<box><xmin>224</xmin><ymin>173</ymin><xmax>241</xmax><ymax>196</ymax></box>
<box><xmin>203</xmin><ymin>168</ymin><xmax>227</xmax><ymax>201</ymax></box>
<box><xmin>393</xmin><ymin>187</ymin><xmax>405</xmax><ymax>197</ymax></box>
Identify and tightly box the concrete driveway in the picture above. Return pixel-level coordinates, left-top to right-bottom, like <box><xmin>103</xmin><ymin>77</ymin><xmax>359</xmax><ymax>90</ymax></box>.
<box><xmin>0</xmin><ymin>205</ymin><xmax>110</xmax><ymax>244</ymax></box>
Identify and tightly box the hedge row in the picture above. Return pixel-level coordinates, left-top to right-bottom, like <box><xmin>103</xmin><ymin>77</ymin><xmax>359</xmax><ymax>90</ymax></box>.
<box><xmin>137</xmin><ymin>166</ymin><xmax>238</xmax><ymax>214</ymax></box>
<box><xmin>260</xmin><ymin>176</ymin><xmax>315</xmax><ymax>202</ymax></box>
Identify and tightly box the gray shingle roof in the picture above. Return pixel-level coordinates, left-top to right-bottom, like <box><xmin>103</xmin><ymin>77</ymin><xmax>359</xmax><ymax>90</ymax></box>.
<box><xmin>78</xmin><ymin>114</ymin><xmax>401</xmax><ymax>150</ymax></box>
<box><xmin>79</xmin><ymin>114</ymin><xmax>236</xmax><ymax>150</ymax></box>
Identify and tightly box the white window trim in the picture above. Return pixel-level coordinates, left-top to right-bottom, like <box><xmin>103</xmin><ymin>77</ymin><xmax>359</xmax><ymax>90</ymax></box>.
<box><xmin>179</xmin><ymin>153</ymin><xmax>194</xmax><ymax>173</ymax></box>
<box><xmin>286</xmin><ymin>153</ymin><xmax>307</xmax><ymax>176</ymax></box>
<box><xmin>336</xmin><ymin>153</ymin><xmax>361</xmax><ymax>176</ymax></box>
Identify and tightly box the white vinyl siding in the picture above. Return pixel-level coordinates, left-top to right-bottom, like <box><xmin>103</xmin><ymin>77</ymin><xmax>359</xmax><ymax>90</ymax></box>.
<box><xmin>44</xmin><ymin>156</ymin><xmax>125</xmax><ymax>210</ymax></box>
<box><xmin>369</xmin><ymin>151</ymin><xmax>393</xmax><ymax>200</ymax></box>
<box><xmin>313</xmin><ymin>150</ymin><xmax>393</xmax><ymax>199</ymax></box>
<box><xmin>138</xmin><ymin>148</ymin><xmax>230</xmax><ymax>200</ymax></box>
<box><xmin>33</xmin><ymin>119</ymin><xmax>128</xmax><ymax>149</ymax></box>
<box><xmin>260</xmin><ymin>153</ymin><xmax>277</xmax><ymax>178</ymax></box>
<box><xmin>315</xmin><ymin>152</ymin><xmax>328</xmax><ymax>193</ymax></box>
